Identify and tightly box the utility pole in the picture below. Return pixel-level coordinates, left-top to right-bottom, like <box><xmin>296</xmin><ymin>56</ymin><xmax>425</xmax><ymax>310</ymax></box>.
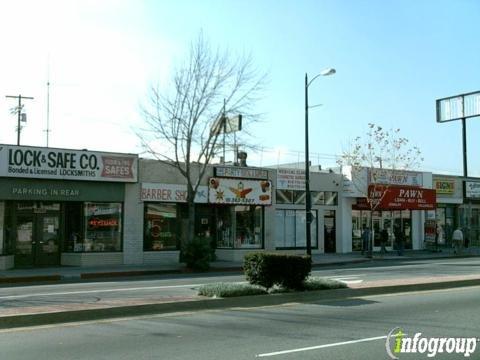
<box><xmin>6</xmin><ymin>94</ymin><xmax>34</xmax><ymax>145</ymax></box>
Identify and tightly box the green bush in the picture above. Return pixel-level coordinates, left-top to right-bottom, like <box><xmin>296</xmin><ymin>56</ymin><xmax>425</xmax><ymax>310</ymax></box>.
<box><xmin>198</xmin><ymin>282</ymin><xmax>267</xmax><ymax>297</ymax></box>
<box><xmin>244</xmin><ymin>252</ymin><xmax>312</xmax><ymax>290</ymax></box>
<box><xmin>303</xmin><ymin>277</ymin><xmax>347</xmax><ymax>291</ymax></box>
<box><xmin>182</xmin><ymin>237</ymin><xmax>213</xmax><ymax>271</ymax></box>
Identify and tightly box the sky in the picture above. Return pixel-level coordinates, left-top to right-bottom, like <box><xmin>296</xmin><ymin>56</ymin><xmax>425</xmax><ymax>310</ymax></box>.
<box><xmin>0</xmin><ymin>0</ymin><xmax>479</xmax><ymax>175</ymax></box>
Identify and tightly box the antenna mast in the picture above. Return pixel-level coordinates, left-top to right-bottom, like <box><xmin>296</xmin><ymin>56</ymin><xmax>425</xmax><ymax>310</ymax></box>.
<box><xmin>45</xmin><ymin>58</ymin><xmax>51</xmax><ymax>147</ymax></box>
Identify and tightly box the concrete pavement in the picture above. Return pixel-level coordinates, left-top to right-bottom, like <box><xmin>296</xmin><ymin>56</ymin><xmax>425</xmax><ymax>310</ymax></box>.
<box><xmin>1</xmin><ymin>249</ymin><xmax>480</xmax><ymax>329</ymax></box>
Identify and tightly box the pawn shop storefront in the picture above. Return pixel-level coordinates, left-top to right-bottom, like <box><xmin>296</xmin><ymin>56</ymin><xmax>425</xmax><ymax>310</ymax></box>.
<box><xmin>0</xmin><ymin>145</ymin><xmax>137</xmax><ymax>269</ymax></box>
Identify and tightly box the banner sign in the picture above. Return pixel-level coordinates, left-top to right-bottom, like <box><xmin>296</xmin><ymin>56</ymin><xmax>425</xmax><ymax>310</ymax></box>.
<box><xmin>465</xmin><ymin>181</ymin><xmax>480</xmax><ymax>199</ymax></box>
<box><xmin>141</xmin><ymin>183</ymin><xmax>208</xmax><ymax>203</ymax></box>
<box><xmin>208</xmin><ymin>178</ymin><xmax>272</xmax><ymax>205</ymax></box>
<box><xmin>369</xmin><ymin>168</ymin><xmax>423</xmax><ymax>186</ymax></box>
<box><xmin>215</xmin><ymin>166</ymin><xmax>268</xmax><ymax>179</ymax></box>
<box><xmin>434</xmin><ymin>180</ymin><xmax>455</xmax><ymax>195</ymax></box>
<box><xmin>0</xmin><ymin>145</ymin><xmax>138</xmax><ymax>182</ymax></box>
<box><xmin>277</xmin><ymin>169</ymin><xmax>305</xmax><ymax>190</ymax></box>
<box><xmin>367</xmin><ymin>185</ymin><xmax>436</xmax><ymax>210</ymax></box>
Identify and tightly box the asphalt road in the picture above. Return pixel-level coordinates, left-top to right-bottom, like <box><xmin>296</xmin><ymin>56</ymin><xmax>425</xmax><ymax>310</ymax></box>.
<box><xmin>2</xmin><ymin>257</ymin><xmax>480</xmax><ymax>311</ymax></box>
<box><xmin>1</xmin><ymin>285</ymin><xmax>479</xmax><ymax>359</ymax></box>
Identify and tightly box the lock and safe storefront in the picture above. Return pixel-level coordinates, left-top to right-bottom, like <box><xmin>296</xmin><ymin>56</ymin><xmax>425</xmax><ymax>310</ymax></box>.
<box><xmin>0</xmin><ymin>145</ymin><xmax>138</xmax><ymax>269</ymax></box>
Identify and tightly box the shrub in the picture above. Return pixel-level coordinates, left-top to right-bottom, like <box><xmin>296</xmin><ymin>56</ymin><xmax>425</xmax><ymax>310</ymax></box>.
<box><xmin>198</xmin><ymin>282</ymin><xmax>267</xmax><ymax>297</ymax></box>
<box><xmin>244</xmin><ymin>252</ymin><xmax>312</xmax><ymax>290</ymax></box>
<box><xmin>303</xmin><ymin>277</ymin><xmax>347</xmax><ymax>291</ymax></box>
<box><xmin>182</xmin><ymin>237</ymin><xmax>213</xmax><ymax>271</ymax></box>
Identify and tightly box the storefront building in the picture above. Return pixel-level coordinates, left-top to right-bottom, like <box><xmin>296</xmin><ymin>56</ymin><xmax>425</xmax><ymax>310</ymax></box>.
<box><xmin>432</xmin><ymin>176</ymin><xmax>463</xmax><ymax>247</ymax></box>
<box><xmin>341</xmin><ymin>166</ymin><xmax>435</xmax><ymax>252</ymax></box>
<box><xmin>461</xmin><ymin>180</ymin><xmax>480</xmax><ymax>247</ymax></box>
<box><xmin>273</xmin><ymin>168</ymin><xmax>343</xmax><ymax>253</ymax></box>
<box><xmin>124</xmin><ymin>160</ymin><xmax>275</xmax><ymax>264</ymax></box>
<box><xmin>0</xmin><ymin>145</ymin><xmax>138</xmax><ymax>269</ymax></box>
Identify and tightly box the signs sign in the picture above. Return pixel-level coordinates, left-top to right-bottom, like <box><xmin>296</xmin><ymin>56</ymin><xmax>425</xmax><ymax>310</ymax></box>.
<box><xmin>215</xmin><ymin>166</ymin><xmax>268</xmax><ymax>179</ymax></box>
<box><xmin>436</xmin><ymin>91</ymin><xmax>480</xmax><ymax>123</ymax></box>
<box><xmin>369</xmin><ymin>168</ymin><xmax>423</xmax><ymax>186</ymax></box>
<box><xmin>141</xmin><ymin>183</ymin><xmax>208</xmax><ymax>203</ymax></box>
<box><xmin>276</xmin><ymin>169</ymin><xmax>305</xmax><ymax>190</ymax></box>
<box><xmin>208</xmin><ymin>178</ymin><xmax>272</xmax><ymax>205</ymax></box>
<box><xmin>465</xmin><ymin>181</ymin><xmax>480</xmax><ymax>199</ymax></box>
<box><xmin>366</xmin><ymin>185</ymin><xmax>436</xmax><ymax>210</ymax></box>
<box><xmin>0</xmin><ymin>145</ymin><xmax>138</xmax><ymax>182</ymax></box>
<box><xmin>434</xmin><ymin>180</ymin><xmax>455</xmax><ymax>195</ymax></box>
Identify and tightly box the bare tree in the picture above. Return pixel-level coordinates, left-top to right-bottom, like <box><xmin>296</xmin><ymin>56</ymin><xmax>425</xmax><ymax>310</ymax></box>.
<box><xmin>138</xmin><ymin>33</ymin><xmax>266</xmax><ymax>244</ymax></box>
<box><xmin>338</xmin><ymin>123</ymin><xmax>423</xmax><ymax>254</ymax></box>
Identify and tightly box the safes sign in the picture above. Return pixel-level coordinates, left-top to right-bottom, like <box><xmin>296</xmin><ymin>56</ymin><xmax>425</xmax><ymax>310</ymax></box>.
<box><xmin>0</xmin><ymin>145</ymin><xmax>138</xmax><ymax>182</ymax></box>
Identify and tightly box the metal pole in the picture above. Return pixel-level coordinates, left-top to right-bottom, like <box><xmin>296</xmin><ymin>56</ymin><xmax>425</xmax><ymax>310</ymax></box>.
<box><xmin>17</xmin><ymin>95</ymin><xmax>22</xmax><ymax>145</ymax></box>
<box><xmin>462</xmin><ymin>117</ymin><xmax>467</xmax><ymax>178</ymax></box>
<box><xmin>6</xmin><ymin>94</ymin><xmax>34</xmax><ymax>146</ymax></box>
<box><xmin>305</xmin><ymin>73</ymin><xmax>312</xmax><ymax>256</ymax></box>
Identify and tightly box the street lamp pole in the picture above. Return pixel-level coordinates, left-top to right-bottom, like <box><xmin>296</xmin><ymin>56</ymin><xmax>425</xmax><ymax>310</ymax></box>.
<box><xmin>304</xmin><ymin>68</ymin><xmax>336</xmax><ymax>257</ymax></box>
<box><xmin>304</xmin><ymin>74</ymin><xmax>312</xmax><ymax>256</ymax></box>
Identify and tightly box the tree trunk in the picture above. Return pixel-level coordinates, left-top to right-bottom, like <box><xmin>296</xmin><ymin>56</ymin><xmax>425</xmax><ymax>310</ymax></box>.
<box><xmin>187</xmin><ymin>186</ymin><xmax>196</xmax><ymax>243</ymax></box>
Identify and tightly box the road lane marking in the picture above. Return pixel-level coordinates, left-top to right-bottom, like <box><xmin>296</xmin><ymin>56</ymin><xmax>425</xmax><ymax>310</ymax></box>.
<box><xmin>256</xmin><ymin>335</ymin><xmax>387</xmax><ymax>357</ymax></box>
<box><xmin>0</xmin><ymin>284</ymin><xmax>206</xmax><ymax>300</ymax></box>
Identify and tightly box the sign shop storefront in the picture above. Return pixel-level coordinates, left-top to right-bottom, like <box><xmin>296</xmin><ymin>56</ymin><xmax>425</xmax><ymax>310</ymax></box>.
<box><xmin>0</xmin><ymin>145</ymin><xmax>138</xmax><ymax>182</ymax></box>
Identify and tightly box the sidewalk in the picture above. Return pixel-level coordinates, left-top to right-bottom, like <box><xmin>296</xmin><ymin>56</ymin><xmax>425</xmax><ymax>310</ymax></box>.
<box><xmin>1</xmin><ymin>248</ymin><xmax>478</xmax><ymax>284</ymax></box>
<box><xmin>0</xmin><ymin>249</ymin><xmax>479</xmax><ymax>329</ymax></box>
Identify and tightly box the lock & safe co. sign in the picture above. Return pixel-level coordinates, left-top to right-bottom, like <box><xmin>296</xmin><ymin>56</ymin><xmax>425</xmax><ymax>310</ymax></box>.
<box><xmin>0</xmin><ymin>145</ymin><xmax>138</xmax><ymax>182</ymax></box>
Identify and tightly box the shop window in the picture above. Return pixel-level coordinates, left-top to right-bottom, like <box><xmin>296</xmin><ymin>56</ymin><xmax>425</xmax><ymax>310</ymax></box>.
<box><xmin>216</xmin><ymin>206</ymin><xmax>263</xmax><ymax>249</ymax></box>
<box><xmin>276</xmin><ymin>190</ymin><xmax>294</xmax><ymax>204</ymax></box>
<box><xmin>312</xmin><ymin>191</ymin><xmax>325</xmax><ymax>205</ymax></box>
<box><xmin>325</xmin><ymin>192</ymin><xmax>338</xmax><ymax>205</ymax></box>
<box><xmin>351</xmin><ymin>210</ymin><xmax>362</xmax><ymax>251</ymax></box>
<box><xmin>0</xmin><ymin>202</ymin><xmax>4</xmax><ymax>255</ymax></box>
<box><xmin>275</xmin><ymin>209</ymin><xmax>317</xmax><ymax>249</ymax></box>
<box><xmin>64</xmin><ymin>203</ymin><xmax>83</xmax><ymax>253</ymax></box>
<box><xmin>82</xmin><ymin>203</ymin><xmax>122</xmax><ymax>252</ymax></box>
<box><xmin>294</xmin><ymin>191</ymin><xmax>306</xmax><ymax>205</ymax></box>
<box><xmin>144</xmin><ymin>203</ymin><xmax>178</xmax><ymax>251</ymax></box>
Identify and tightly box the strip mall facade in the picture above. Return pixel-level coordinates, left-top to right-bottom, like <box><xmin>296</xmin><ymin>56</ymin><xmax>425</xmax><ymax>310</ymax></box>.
<box><xmin>0</xmin><ymin>144</ymin><xmax>479</xmax><ymax>269</ymax></box>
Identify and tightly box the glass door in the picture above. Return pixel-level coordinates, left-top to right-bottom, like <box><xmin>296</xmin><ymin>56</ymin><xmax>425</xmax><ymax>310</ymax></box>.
<box><xmin>14</xmin><ymin>202</ymin><xmax>61</xmax><ymax>267</ymax></box>
<box><xmin>35</xmin><ymin>214</ymin><xmax>60</xmax><ymax>266</ymax></box>
<box><xmin>15</xmin><ymin>215</ymin><xmax>34</xmax><ymax>267</ymax></box>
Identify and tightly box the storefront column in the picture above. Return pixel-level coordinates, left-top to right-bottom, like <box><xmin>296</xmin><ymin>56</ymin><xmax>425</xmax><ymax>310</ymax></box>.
<box><xmin>123</xmin><ymin>183</ymin><xmax>144</xmax><ymax>265</ymax></box>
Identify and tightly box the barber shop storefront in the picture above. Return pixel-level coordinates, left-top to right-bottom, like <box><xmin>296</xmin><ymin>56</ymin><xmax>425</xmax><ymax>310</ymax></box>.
<box><xmin>0</xmin><ymin>145</ymin><xmax>138</xmax><ymax>269</ymax></box>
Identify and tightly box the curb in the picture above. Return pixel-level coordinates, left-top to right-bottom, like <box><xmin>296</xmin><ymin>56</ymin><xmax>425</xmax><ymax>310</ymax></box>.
<box><xmin>0</xmin><ymin>254</ymin><xmax>475</xmax><ymax>284</ymax></box>
<box><xmin>1</xmin><ymin>277</ymin><xmax>480</xmax><ymax>329</ymax></box>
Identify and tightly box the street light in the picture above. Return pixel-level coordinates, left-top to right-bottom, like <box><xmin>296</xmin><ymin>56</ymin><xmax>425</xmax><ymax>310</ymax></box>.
<box><xmin>305</xmin><ymin>68</ymin><xmax>336</xmax><ymax>256</ymax></box>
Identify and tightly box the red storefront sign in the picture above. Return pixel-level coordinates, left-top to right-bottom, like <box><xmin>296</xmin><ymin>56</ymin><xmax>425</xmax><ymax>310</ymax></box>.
<box><xmin>357</xmin><ymin>185</ymin><xmax>436</xmax><ymax>210</ymax></box>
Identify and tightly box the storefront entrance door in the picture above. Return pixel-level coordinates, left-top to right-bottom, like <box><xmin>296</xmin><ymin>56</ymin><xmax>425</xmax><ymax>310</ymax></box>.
<box><xmin>15</xmin><ymin>212</ymin><xmax>60</xmax><ymax>267</ymax></box>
